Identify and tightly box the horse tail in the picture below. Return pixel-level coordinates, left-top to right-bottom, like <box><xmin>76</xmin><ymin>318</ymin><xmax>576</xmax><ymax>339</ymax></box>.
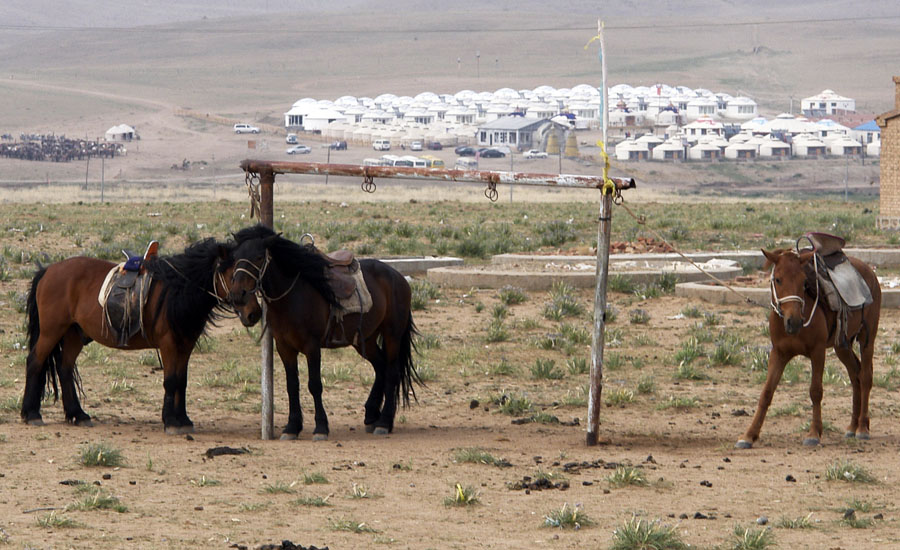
<box><xmin>25</xmin><ymin>265</ymin><xmax>61</xmax><ymax>403</ymax></box>
<box><xmin>397</xmin><ymin>311</ymin><xmax>422</xmax><ymax>407</ymax></box>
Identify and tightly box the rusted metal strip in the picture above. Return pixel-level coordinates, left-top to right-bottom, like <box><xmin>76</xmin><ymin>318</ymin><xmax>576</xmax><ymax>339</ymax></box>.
<box><xmin>240</xmin><ymin>159</ymin><xmax>635</xmax><ymax>191</ymax></box>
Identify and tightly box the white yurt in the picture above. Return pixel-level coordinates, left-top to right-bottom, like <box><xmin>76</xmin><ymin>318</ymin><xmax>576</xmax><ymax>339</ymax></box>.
<box><xmin>685</xmin><ymin>97</ymin><xmax>718</xmax><ymax>121</ymax></box>
<box><xmin>826</xmin><ymin>134</ymin><xmax>862</xmax><ymax>156</ymax></box>
<box><xmin>724</xmin><ymin>97</ymin><xmax>758</xmax><ymax>120</ymax></box>
<box><xmin>105</xmin><ymin>124</ymin><xmax>135</xmax><ymax>141</ymax></box>
<box><xmin>635</xmin><ymin>133</ymin><xmax>664</xmax><ymax>151</ymax></box>
<box><xmin>758</xmin><ymin>136</ymin><xmax>791</xmax><ymax>158</ymax></box>
<box><xmin>724</xmin><ymin>141</ymin><xmax>758</xmax><ymax>159</ymax></box>
<box><xmin>614</xmin><ymin>139</ymin><xmax>650</xmax><ymax>161</ymax></box>
<box><xmin>689</xmin><ymin>141</ymin><xmax>722</xmax><ymax>160</ymax></box>
<box><xmin>651</xmin><ymin>138</ymin><xmax>685</xmax><ymax>160</ymax></box>
<box><xmin>792</xmin><ymin>134</ymin><xmax>827</xmax><ymax>157</ymax></box>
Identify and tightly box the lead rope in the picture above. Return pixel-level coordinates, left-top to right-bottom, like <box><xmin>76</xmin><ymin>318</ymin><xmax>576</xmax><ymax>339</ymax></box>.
<box><xmin>615</xmin><ymin>198</ymin><xmax>766</xmax><ymax>309</ymax></box>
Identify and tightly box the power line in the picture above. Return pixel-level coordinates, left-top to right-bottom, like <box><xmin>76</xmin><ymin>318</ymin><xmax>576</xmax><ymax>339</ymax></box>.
<box><xmin>0</xmin><ymin>14</ymin><xmax>898</xmax><ymax>35</ymax></box>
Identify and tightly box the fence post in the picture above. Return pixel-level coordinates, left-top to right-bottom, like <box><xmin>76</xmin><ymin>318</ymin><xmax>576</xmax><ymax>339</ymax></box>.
<box><xmin>259</xmin><ymin>166</ymin><xmax>275</xmax><ymax>440</ymax></box>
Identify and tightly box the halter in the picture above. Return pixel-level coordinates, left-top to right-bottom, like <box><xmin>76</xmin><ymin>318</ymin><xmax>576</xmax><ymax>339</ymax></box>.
<box><xmin>232</xmin><ymin>251</ymin><xmax>300</xmax><ymax>303</ymax></box>
<box><xmin>162</xmin><ymin>257</ymin><xmax>233</xmax><ymax>310</ymax></box>
<box><xmin>769</xmin><ymin>251</ymin><xmax>819</xmax><ymax>328</ymax></box>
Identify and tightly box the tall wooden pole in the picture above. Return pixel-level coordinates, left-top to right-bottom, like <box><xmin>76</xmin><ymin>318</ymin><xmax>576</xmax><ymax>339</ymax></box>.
<box><xmin>587</xmin><ymin>19</ymin><xmax>610</xmax><ymax>446</ymax></box>
<box><xmin>259</xmin><ymin>166</ymin><xmax>275</xmax><ymax>440</ymax></box>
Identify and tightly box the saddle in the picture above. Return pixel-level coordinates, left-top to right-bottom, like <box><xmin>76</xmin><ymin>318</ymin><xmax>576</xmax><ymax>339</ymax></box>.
<box><xmin>98</xmin><ymin>241</ymin><xmax>158</xmax><ymax>346</ymax></box>
<box><xmin>320</xmin><ymin>248</ymin><xmax>373</xmax><ymax>348</ymax></box>
<box><xmin>801</xmin><ymin>232</ymin><xmax>873</xmax><ymax>347</ymax></box>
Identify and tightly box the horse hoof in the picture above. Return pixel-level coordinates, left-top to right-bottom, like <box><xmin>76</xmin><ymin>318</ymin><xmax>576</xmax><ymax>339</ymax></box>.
<box><xmin>165</xmin><ymin>425</ymin><xmax>195</xmax><ymax>436</ymax></box>
<box><xmin>802</xmin><ymin>437</ymin><xmax>820</xmax><ymax>446</ymax></box>
<box><xmin>735</xmin><ymin>440</ymin><xmax>752</xmax><ymax>449</ymax></box>
<box><xmin>26</xmin><ymin>418</ymin><xmax>45</xmax><ymax>427</ymax></box>
<box><xmin>280</xmin><ymin>433</ymin><xmax>298</xmax><ymax>441</ymax></box>
<box><xmin>364</xmin><ymin>424</ymin><xmax>376</xmax><ymax>434</ymax></box>
<box><xmin>373</xmin><ymin>427</ymin><xmax>390</xmax><ymax>436</ymax></box>
<box><xmin>857</xmin><ymin>432</ymin><xmax>871</xmax><ymax>441</ymax></box>
<box><xmin>844</xmin><ymin>431</ymin><xmax>857</xmax><ymax>439</ymax></box>
<box><xmin>76</xmin><ymin>418</ymin><xmax>94</xmax><ymax>427</ymax></box>
<box><xmin>312</xmin><ymin>433</ymin><xmax>329</xmax><ymax>441</ymax></box>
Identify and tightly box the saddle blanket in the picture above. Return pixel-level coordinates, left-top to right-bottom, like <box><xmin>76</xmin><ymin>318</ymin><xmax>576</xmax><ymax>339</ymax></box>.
<box><xmin>821</xmin><ymin>256</ymin><xmax>873</xmax><ymax>310</ymax></box>
<box><xmin>336</xmin><ymin>267</ymin><xmax>373</xmax><ymax>316</ymax></box>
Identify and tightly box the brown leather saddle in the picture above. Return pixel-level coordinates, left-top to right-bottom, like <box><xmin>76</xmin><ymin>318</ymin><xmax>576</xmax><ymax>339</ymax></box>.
<box><xmin>100</xmin><ymin>241</ymin><xmax>158</xmax><ymax>346</ymax></box>
<box><xmin>318</xmin><ymin>248</ymin><xmax>374</xmax><ymax>349</ymax></box>
<box><xmin>800</xmin><ymin>232</ymin><xmax>873</xmax><ymax>347</ymax></box>
<box><xmin>324</xmin><ymin>249</ymin><xmax>360</xmax><ymax>300</ymax></box>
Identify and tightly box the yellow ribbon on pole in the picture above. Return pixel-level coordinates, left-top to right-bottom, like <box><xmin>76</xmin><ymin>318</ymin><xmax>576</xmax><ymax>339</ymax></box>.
<box><xmin>596</xmin><ymin>140</ymin><xmax>615</xmax><ymax>195</ymax></box>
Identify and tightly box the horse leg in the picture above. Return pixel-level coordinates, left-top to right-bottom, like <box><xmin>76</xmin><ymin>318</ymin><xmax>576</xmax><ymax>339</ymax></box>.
<box><xmin>856</xmin><ymin>337</ymin><xmax>876</xmax><ymax>439</ymax></box>
<box><xmin>22</xmin><ymin>334</ymin><xmax>64</xmax><ymax>425</ymax></box>
<box><xmin>58</xmin><ymin>329</ymin><xmax>91</xmax><ymax>426</ymax></box>
<box><xmin>160</xmin><ymin>343</ymin><xmax>193</xmax><ymax>435</ymax></box>
<box><xmin>736</xmin><ymin>349</ymin><xmax>790</xmax><ymax>449</ymax></box>
<box><xmin>359</xmin><ymin>338</ymin><xmax>386</xmax><ymax>432</ymax></box>
<box><xmin>373</xmin><ymin>335</ymin><xmax>401</xmax><ymax>436</ymax></box>
<box><xmin>834</xmin><ymin>345</ymin><xmax>862</xmax><ymax>438</ymax></box>
<box><xmin>805</xmin><ymin>347</ymin><xmax>827</xmax><ymax>446</ymax></box>
<box><xmin>305</xmin><ymin>348</ymin><xmax>329</xmax><ymax>441</ymax></box>
<box><xmin>277</xmin><ymin>344</ymin><xmax>303</xmax><ymax>440</ymax></box>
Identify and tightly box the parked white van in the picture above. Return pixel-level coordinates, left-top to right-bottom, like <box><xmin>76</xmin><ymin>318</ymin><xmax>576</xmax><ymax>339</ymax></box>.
<box><xmin>455</xmin><ymin>157</ymin><xmax>478</xmax><ymax>169</ymax></box>
<box><xmin>234</xmin><ymin>123</ymin><xmax>260</xmax><ymax>134</ymax></box>
<box><xmin>363</xmin><ymin>158</ymin><xmax>384</xmax><ymax>167</ymax></box>
<box><xmin>373</xmin><ymin>139</ymin><xmax>391</xmax><ymax>151</ymax></box>
<box><xmin>402</xmin><ymin>155</ymin><xmax>428</xmax><ymax>168</ymax></box>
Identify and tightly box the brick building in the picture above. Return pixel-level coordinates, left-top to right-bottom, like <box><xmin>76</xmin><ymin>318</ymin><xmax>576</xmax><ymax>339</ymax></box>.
<box><xmin>877</xmin><ymin>76</ymin><xmax>900</xmax><ymax>230</ymax></box>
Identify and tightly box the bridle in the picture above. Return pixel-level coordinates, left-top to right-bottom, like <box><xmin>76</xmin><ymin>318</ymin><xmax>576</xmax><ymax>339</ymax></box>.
<box><xmin>232</xmin><ymin>250</ymin><xmax>299</xmax><ymax>303</ymax></box>
<box><xmin>769</xmin><ymin>250</ymin><xmax>819</xmax><ymax>328</ymax></box>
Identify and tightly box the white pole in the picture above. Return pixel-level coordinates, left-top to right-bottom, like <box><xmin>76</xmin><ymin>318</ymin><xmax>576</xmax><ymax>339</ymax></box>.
<box><xmin>587</xmin><ymin>19</ymin><xmax>610</xmax><ymax>446</ymax></box>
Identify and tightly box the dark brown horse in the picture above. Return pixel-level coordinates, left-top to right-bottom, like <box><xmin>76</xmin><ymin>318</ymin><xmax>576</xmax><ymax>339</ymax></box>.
<box><xmin>736</xmin><ymin>248</ymin><xmax>881</xmax><ymax>448</ymax></box>
<box><xmin>227</xmin><ymin>225</ymin><xmax>420</xmax><ymax>440</ymax></box>
<box><xmin>22</xmin><ymin>238</ymin><xmax>237</xmax><ymax>434</ymax></box>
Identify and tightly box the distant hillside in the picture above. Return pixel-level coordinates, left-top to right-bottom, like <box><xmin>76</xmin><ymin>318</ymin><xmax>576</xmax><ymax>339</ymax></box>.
<box><xmin>0</xmin><ymin>0</ymin><xmax>898</xmax><ymax>129</ymax></box>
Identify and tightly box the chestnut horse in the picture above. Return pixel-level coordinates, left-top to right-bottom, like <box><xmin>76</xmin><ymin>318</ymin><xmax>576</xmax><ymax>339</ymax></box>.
<box><xmin>22</xmin><ymin>238</ymin><xmax>236</xmax><ymax>433</ymax></box>
<box><xmin>736</xmin><ymin>248</ymin><xmax>881</xmax><ymax>448</ymax></box>
<box><xmin>227</xmin><ymin>225</ymin><xmax>420</xmax><ymax>440</ymax></box>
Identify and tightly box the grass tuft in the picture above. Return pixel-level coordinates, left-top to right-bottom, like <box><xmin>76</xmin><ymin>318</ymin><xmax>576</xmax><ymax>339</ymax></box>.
<box><xmin>78</xmin><ymin>441</ymin><xmax>125</xmax><ymax>468</ymax></box>
<box><xmin>610</xmin><ymin>516</ymin><xmax>687</xmax><ymax>550</ymax></box>
<box><xmin>542</xmin><ymin>503</ymin><xmax>593</xmax><ymax>529</ymax></box>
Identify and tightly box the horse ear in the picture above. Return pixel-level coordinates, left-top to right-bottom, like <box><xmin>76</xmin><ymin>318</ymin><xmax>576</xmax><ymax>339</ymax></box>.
<box><xmin>216</xmin><ymin>244</ymin><xmax>231</xmax><ymax>261</ymax></box>
<box><xmin>761</xmin><ymin>248</ymin><xmax>780</xmax><ymax>269</ymax></box>
<box><xmin>263</xmin><ymin>235</ymin><xmax>280</xmax><ymax>249</ymax></box>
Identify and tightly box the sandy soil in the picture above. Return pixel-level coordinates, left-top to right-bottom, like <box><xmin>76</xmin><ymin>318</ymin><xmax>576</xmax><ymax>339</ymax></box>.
<box><xmin>1</xmin><ymin>272</ymin><xmax>900</xmax><ymax>549</ymax></box>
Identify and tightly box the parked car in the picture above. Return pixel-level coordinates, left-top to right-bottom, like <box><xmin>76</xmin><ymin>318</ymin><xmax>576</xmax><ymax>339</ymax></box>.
<box><xmin>329</xmin><ymin>140</ymin><xmax>347</xmax><ymax>150</ymax></box>
<box><xmin>523</xmin><ymin>149</ymin><xmax>548</xmax><ymax>159</ymax></box>
<box><xmin>421</xmin><ymin>155</ymin><xmax>444</xmax><ymax>168</ymax></box>
<box><xmin>455</xmin><ymin>157</ymin><xmax>478</xmax><ymax>169</ymax></box>
<box><xmin>455</xmin><ymin>146</ymin><xmax>477</xmax><ymax>156</ymax></box>
<box><xmin>426</xmin><ymin>141</ymin><xmax>443</xmax><ymax>150</ymax></box>
<box><xmin>285</xmin><ymin>133</ymin><xmax>298</xmax><ymax>144</ymax></box>
<box><xmin>410</xmin><ymin>140</ymin><xmax>423</xmax><ymax>151</ymax></box>
<box><xmin>373</xmin><ymin>139</ymin><xmax>391</xmax><ymax>151</ymax></box>
<box><xmin>478</xmin><ymin>148</ymin><xmax>506</xmax><ymax>158</ymax></box>
<box><xmin>286</xmin><ymin>144</ymin><xmax>311</xmax><ymax>154</ymax></box>
<box><xmin>234</xmin><ymin>123</ymin><xmax>260</xmax><ymax>134</ymax></box>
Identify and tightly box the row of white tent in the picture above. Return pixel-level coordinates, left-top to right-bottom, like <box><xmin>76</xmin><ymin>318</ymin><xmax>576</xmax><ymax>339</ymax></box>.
<box><xmin>285</xmin><ymin>83</ymin><xmax>763</xmax><ymax>136</ymax></box>
<box><xmin>615</xmin><ymin>130</ymin><xmax>873</xmax><ymax>161</ymax></box>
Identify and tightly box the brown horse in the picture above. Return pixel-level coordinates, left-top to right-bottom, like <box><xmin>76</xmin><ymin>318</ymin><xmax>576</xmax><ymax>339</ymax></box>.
<box><xmin>227</xmin><ymin>225</ymin><xmax>420</xmax><ymax>440</ymax></box>
<box><xmin>736</xmin><ymin>248</ymin><xmax>881</xmax><ymax>448</ymax></box>
<box><xmin>22</xmin><ymin>238</ymin><xmax>237</xmax><ymax>434</ymax></box>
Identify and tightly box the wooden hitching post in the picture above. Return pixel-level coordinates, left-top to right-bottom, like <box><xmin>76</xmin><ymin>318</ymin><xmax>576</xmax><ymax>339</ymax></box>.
<box><xmin>259</xmin><ymin>166</ymin><xmax>275</xmax><ymax>440</ymax></box>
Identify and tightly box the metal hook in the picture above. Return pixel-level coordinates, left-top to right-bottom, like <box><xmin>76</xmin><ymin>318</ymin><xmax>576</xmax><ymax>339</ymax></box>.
<box><xmin>361</xmin><ymin>174</ymin><xmax>376</xmax><ymax>193</ymax></box>
<box><xmin>484</xmin><ymin>180</ymin><xmax>498</xmax><ymax>202</ymax></box>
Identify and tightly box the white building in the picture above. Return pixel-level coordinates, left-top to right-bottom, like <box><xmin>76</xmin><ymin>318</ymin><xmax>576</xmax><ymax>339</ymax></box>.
<box><xmin>801</xmin><ymin>89</ymin><xmax>855</xmax><ymax>116</ymax></box>
<box><xmin>614</xmin><ymin>139</ymin><xmax>650</xmax><ymax>161</ymax></box>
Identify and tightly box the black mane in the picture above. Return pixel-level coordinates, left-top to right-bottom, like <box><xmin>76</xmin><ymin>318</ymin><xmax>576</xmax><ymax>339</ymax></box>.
<box><xmin>232</xmin><ymin>225</ymin><xmax>339</xmax><ymax>307</ymax></box>
<box><xmin>144</xmin><ymin>238</ymin><xmax>230</xmax><ymax>345</ymax></box>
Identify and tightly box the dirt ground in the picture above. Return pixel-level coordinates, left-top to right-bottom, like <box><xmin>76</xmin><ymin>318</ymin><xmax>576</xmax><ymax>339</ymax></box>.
<box><xmin>2</xmin><ymin>266</ymin><xmax>900</xmax><ymax>549</ymax></box>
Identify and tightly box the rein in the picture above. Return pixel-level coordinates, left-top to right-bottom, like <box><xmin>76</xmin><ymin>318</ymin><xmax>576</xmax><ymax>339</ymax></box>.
<box><xmin>234</xmin><ymin>251</ymin><xmax>301</xmax><ymax>303</ymax></box>
<box><xmin>161</xmin><ymin>257</ymin><xmax>233</xmax><ymax>310</ymax></box>
<box><xmin>770</xmin><ymin>251</ymin><xmax>819</xmax><ymax>328</ymax></box>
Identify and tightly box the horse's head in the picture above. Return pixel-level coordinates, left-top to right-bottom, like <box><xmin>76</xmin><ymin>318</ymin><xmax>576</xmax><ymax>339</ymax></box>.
<box><xmin>227</xmin><ymin>237</ymin><xmax>269</xmax><ymax>327</ymax></box>
<box><xmin>763</xmin><ymin>248</ymin><xmax>812</xmax><ymax>335</ymax></box>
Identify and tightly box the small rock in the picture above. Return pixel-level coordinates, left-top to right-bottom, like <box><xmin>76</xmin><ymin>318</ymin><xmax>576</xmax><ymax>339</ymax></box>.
<box><xmin>874</xmin><ymin>513</ymin><xmax>884</xmax><ymax>520</ymax></box>
<box><xmin>723</xmin><ymin>457</ymin><xmax>731</xmax><ymax>463</ymax></box>
<box><xmin>693</xmin><ymin>512</ymin><xmax>708</xmax><ymax>520</ymax></box>
<box><xmin>469</xmin><ymin>399</ymin><xmax>479</xmax><ymax>409</ymax></box>
<box><xmin>129</xmin><ymin>480</ymin><xmax>136</xmax><ymax>485</ymax></box>
<box><xmin>185</xmin><ymin>434</ymin><xmax>194</xmax><ymax>441</ymax></box>
<box><xmin>731</xmin><ymin>409</ymin><xmax>749</xmax><ymax>416</ymax></box>
<box><xmin>843</xmin><ymin>509</ymin><xmax>856</xmax><ymax>520</ymax></box>
<box><xmin>102</xmin><ymin>473</ymin><xmax>111</xmax><ymax>480</ymax></box>
<box><xmin>757</xmin><ymin>516</ymin><xmax>768</xmax><ymax>525</ymax></box>
<box><xmin>194</xmin><ymin>506</ymin><xmax>203</xmax><ymax>511</ymax></box>
<box><xmin>785</xmin><ymin>474</ymin><xmax>796</xmax><ymax>482</ymax></box>
<box><xmin>679</xmin><ymin>513</ymin><xmax>689</xmax><ymax>519</ymax></box>
<box><xmin>582</xmin><ymin>481</ymin><xmax>593</xmax><ymax>486</ymax></box>
<box><xmin>700</xmin><ymin>480</ymin><xmax>712</xmax><ymax>487</ymax></box>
